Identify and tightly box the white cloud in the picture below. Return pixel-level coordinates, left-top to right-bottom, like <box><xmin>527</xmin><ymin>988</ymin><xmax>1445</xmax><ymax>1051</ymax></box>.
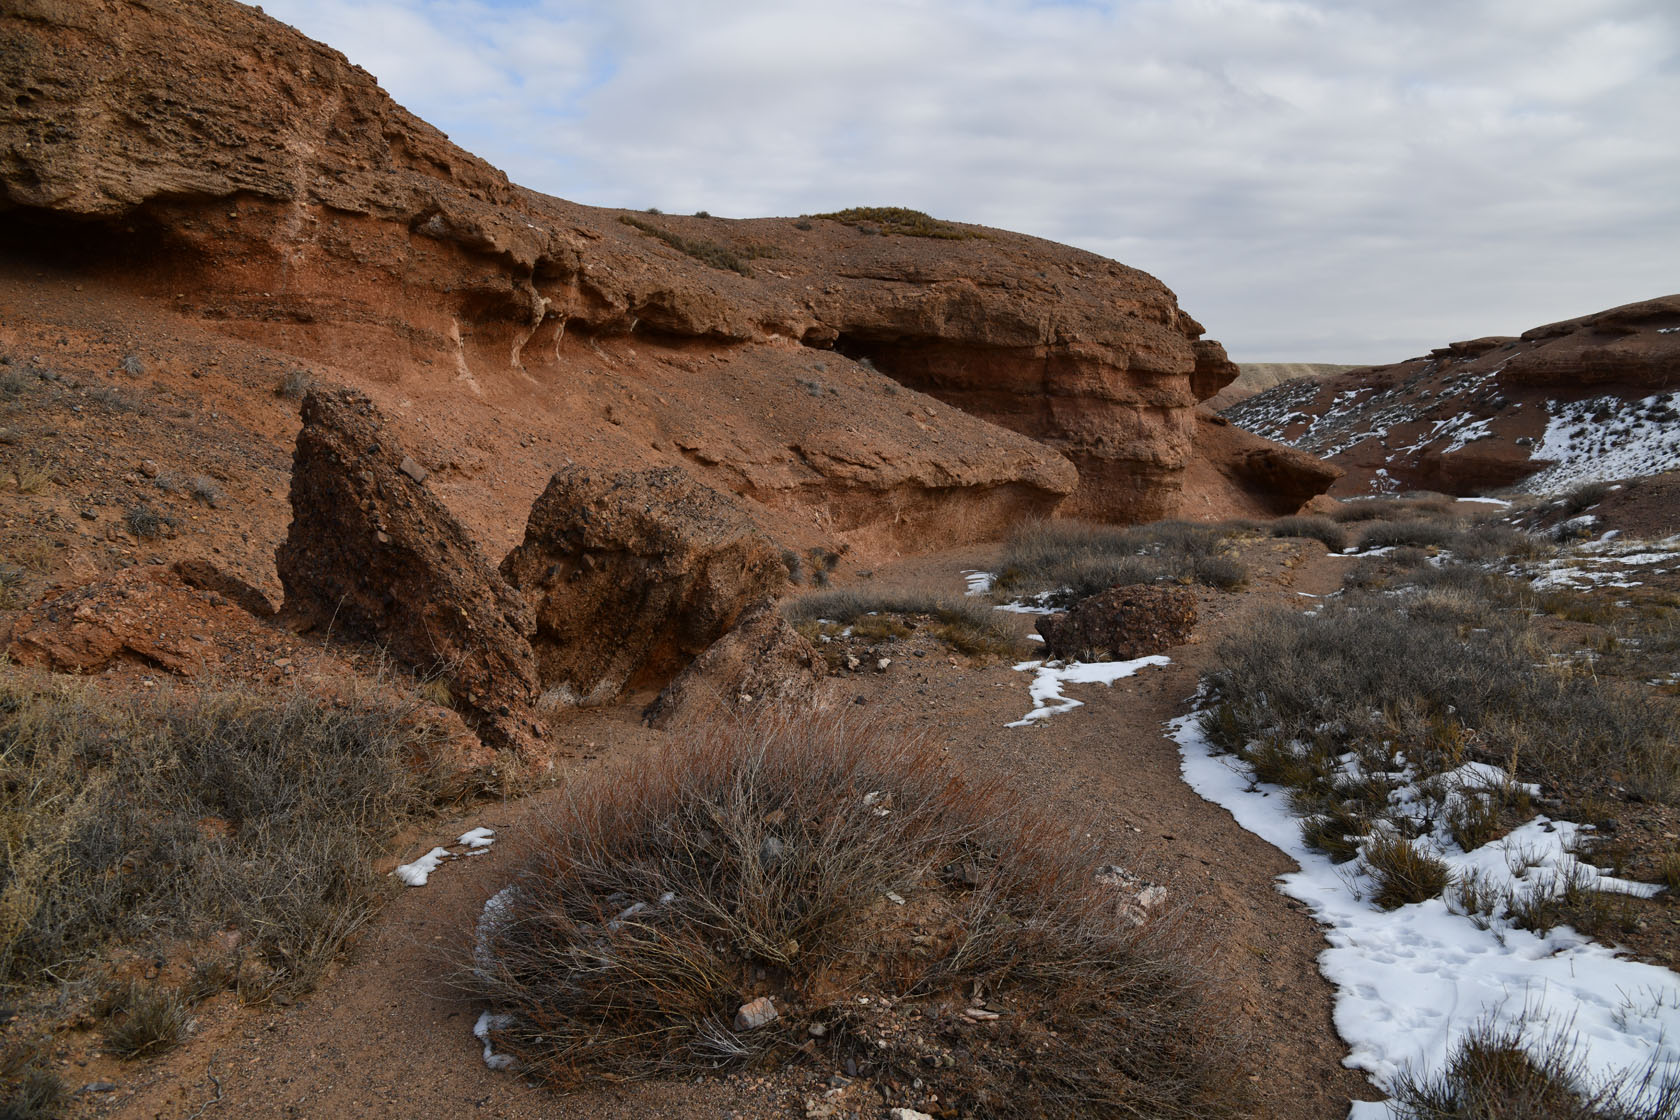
<box><xmin>262</xmin><ymin>0</ymin><xmax>1680</xmax><ymax>361</ymax></box>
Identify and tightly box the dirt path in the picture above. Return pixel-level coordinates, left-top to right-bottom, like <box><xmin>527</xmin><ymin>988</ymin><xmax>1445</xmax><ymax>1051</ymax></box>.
<box><xmin>102</xmin><ymin>540</ymin><xmax>1378</xmax><ymax>1120</ymax></box>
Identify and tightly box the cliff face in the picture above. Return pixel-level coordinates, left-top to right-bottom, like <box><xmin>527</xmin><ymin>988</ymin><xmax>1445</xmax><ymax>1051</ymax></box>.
<box><xmin>1</xmin><ymin>0</ymin><xmax>1331</xmax><ymax>546</ymax></box>
<box><xmin>1223</xmin><ymin>297</ymin><xmax>1680</xmax><ymax>497</ymax></box>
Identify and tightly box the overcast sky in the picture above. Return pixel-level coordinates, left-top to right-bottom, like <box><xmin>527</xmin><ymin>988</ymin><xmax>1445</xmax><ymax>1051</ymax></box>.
<box><xmin>260</xmin><ymin>0</ymin><xmax>1677</xmax><ymax>363</ymax></box>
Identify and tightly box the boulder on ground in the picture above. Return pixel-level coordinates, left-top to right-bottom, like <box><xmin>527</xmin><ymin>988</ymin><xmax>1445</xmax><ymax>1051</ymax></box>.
<box><xmin>501</xmin><ymin>466</ymin><xmax>784</xmax><ymax>705</ymax></box>
<box><xmin>1035</xmin><ymin>584</ymin><xmax>1196</xmax><ymax>662</ymax></box>
<box><xmin>642</xmin><ymin>598</ymin><xmax>829</xmax><ymax>728</ymax></box>
<box><xmin>275</xmin><ymin>388</ymin><xmax>539</xmax><ymax>748</ymax></box>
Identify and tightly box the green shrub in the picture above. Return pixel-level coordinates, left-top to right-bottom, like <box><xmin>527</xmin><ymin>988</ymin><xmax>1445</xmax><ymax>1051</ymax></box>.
<box><xmin>618</xmin><ymin>215</ymin><xmax>777</xmax><ymax>276</ymax></box>
<box><xmin>809</xmin><ymin>207</ymin><xmax>980</xmax><ymax>239</ymax></box>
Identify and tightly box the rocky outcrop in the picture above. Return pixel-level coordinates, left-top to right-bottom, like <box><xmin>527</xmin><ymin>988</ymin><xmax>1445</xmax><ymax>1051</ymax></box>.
<box><xmin>501</xmin><ymin>467</ymin><xmax>783</xmax><ymax>705</ymax></box>
<box><xmin>642</xmin><ymin>598</ymin><xmax>829</xmax><ymax>728</ymax></box>
<box><xmin>1036</xmin><ymin>585</ymin><xmax>1196</xmax><ymax>663</ymax></box>
<box><xmin>275</xmin><ymin>388</ymin><xmax>539</xmax><ymax>748</ymax></box>
<box><xmin>0</xmin><ymin>0</ymin><xmax>1331</xmax><ymax>539</ymax></box>
<box><xmin>1223</xmin><ymin>296</ymin><xmax>1680</xmax><ymax>496</ymax></box>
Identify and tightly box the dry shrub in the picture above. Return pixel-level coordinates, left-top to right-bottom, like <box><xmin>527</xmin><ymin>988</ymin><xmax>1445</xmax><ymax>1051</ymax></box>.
<box><xmin>1268</xmin><ymin>515</ymin><xmax>1349</xmax><ymax>552</ymax></box>
<box><xmin>1364</xmin><ymin>834</ymin><xmax>1452</xmax><ymax>909</ymax></box>
<box><xmin>995</xmin><ymin>519</ymin><xmax>1245</xmax><ymax>601</ymax></box>
<box><xmin>784</xmin><ymin>588</ymin><xmax>1022</xmax><ymax>659</ymax></box>
<box><xmin>1392</xmin><ymin>1016</ymin><xmax>1680</xmax><ymax>1119</ymax></box>
<box><xmin>471</xmin><ymin>712</ymin><xmax>1248</xmax><ymax>1118</ymax></box>
<box><xmin>0</xmin><ymin>672</ymin><xmax>451</xmax><ymax>996</ymax></box>
<box><xmin>102</xmin><ymin>981</ymin><xmax>188</xmax><ymax>1059</ymax></box>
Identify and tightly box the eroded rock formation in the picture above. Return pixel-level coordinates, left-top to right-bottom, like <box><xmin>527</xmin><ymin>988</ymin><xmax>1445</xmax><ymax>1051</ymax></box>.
<box><xmin>501</xmin><ymin>466</ymin><xmax>783</xmax><ymax>705</ymax></box>
<box><xmin>0</xmin><ymin>0</ymin><xmax>1331</xmax><ymax>542</ymax></box>
<box><xmin>642</xmin><ymin>598</ymin><xmax>829</xmax><ymax>728</ymax></box>
<box><xmin>276</xmin><ymin>388</ymin><xmax>539</xmax><ymax>747</ymax></box>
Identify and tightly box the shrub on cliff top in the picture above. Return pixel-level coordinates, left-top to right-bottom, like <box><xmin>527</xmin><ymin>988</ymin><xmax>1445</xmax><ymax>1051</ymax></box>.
<box><xmin>470</xmin><ymin>712</ymin><xmax>1248</xmax><ymax>1117</ymax></box>
<box><xmin>810</xmin><ymin>207</ymin><xmax>980</xmax><ymax>240</ymax></box>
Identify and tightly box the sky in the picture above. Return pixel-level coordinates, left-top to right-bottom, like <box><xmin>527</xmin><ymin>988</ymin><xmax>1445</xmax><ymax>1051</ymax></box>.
<box><xmin>258</xmin><ymin>0</ymin><xmax>1679</xmax><ymax>363</ymax></box>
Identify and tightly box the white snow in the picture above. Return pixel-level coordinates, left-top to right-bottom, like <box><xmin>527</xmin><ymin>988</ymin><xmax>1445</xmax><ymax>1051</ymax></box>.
<box><xmin>474</xmin><ymin>1011</ymin><xmax>518</xmax><ymax>1071</ymax></box>
<box><xmin>1521</xmin><ymin>391</ymin><xmax>1680</xmax><ymax>494</ymax></box>
<box><xmin>1171</xmin><ymin>711</ymin><xmax>1680</xmax><ymax>1116</ymax></box>
<box><xmin>1457</xmin><ymin>496</ymin><xmax>1511</xmax><ymax>506</ymax></box>
<box><xmin>1006</xmin><ymin>656</ymin><xmax>1170</xmax><ymax>726</ymax></box>
<box><xmin>962</xmin><ymin>570</ymin><xmax>994</xmax><ymax>595</ymax></box>
<box><xmin>458</xmin><ymin>827</ymin><xmax>495</xmax><ymax>849</ymax></box>
<box><xmin>392</xmin><ymin>847</ymin><xmax>451</xmax><ymax>887</ymax></box>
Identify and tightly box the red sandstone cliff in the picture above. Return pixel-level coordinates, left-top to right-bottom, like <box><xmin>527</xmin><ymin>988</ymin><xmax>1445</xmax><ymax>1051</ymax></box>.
<box><xmin>1</xmin><ymin>0</ymin><xmax>1330</xmax><ymax>563</ymax></box>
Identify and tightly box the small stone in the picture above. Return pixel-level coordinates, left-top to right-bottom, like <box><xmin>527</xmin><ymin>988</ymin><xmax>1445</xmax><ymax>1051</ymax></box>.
<box><xmin>398</xmin><ymin>456</ymin><xmax>429</xmax><ymax>483</ymax></box>
<box><xmin>884</xmin><ymin>891</ymin><xmax>906</xmax><ymax>906</ymax></box>
<box><xmin>81</xmin><ymin>1082</ymin><xmax>119</xmax><ymax>1094</ymax></box>
<box><xmin>876</xmin><ymin>657</ymin><xmax>891</xmax><ymax>671</ymax></box>
<box><xmin>80</xmin><ymin>509</ymin><xmax>96</xmax><ymax>521</ymax></box>
<box><xmin>844</xmin><ymin>654</ymin><xmax>860</xmax><ymax>671</ymax></box>
<box><xmin>807</xmin><ymin>1022</ymin><xmax>827</xmax><ymax>1037</ymax></box>
<box><xmin>734</xmin><ymin>996</ymin><xmax>777</xmax><ymax>1031</ymax></box>
<box><xmin>890</xmin><ymin>1110</ymin><xmax>935</xmax><ymax>1120</ymax></box>
<box><xmin>138</xmin><ymin>459</ymin><xmax>159</xmax><ymax>478</ymax></box>
<box><xmin>964</xmin><ymin>1007</ymin><xmax>999</xmax><ymax>1021</ymax></box>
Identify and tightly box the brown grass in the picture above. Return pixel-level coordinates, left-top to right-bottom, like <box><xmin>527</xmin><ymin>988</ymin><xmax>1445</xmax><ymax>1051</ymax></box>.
<box><xmin>469</xmin><ymin>711</ymin><xmax>1248</xmax><ymax>1117</ymax></box>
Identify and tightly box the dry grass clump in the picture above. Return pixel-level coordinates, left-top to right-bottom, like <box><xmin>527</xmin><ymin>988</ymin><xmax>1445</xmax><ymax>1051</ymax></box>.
<box><xmin>1266</xmin><ymin>515</ymin><xmax>1349</xmax><ymax>552</ymax></box>
<box><xmin>994</xmin><ymin>519</ymin><xmax>1245</xmax><ymax>602</ymax></box>
<box><xmin>784</xmin><ymin>587</ymin><xmax>1023</xmax><ymax>658</ymax></box>
<box><xmin>618</xmin><ymin>214</ymin><xmax>777</xmax><ymax>276</ymax></box>
<box><xmin>1392</xmin><ymin>1017</ymin><xmax>1679</xmax><ymax>1119</ymax></box>
<box><xmin>809</xmin><ymin>207</ymin><xmax>980</xmax><ymax>239</ymax></box>
<box><xmin>471</xmin><ymin>713</ymin><xmax>1247</xmax><ymax>1118</ymax></box>
<box><xmin>0</xmin><ymin>1061</ymin><xmax>65</xmax><ymax>1120</ymax></box>
<box><xmin>0</xmin><ymin>674</ymin><xmax>450</xmax><ymax>997</ymax></box>
<box><xmin>1364</xmin><ymin>834</ymin><xmax>1453</xmax><ymax>909</ymax></box>
<box><xmin>101</xmin><ymin>981</ymin><xmax>189</xmax><ymax>1059</ymax></box>
<box><xmin>1327</xmin><ymin>494</ymin><xmax>1456</xmax><ymax>523</ymax></box>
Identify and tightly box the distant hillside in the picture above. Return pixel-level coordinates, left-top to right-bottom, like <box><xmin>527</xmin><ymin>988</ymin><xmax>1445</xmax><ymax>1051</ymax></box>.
<box><xmin>1220</xmin><ymin>298</ymin><xmax>1680</xmax><ymax>496</ymax></box>
<box><xmin>1207</xmin><ymin>363</ymin><xmax>1359</xmax><ymax>410</ymax></box>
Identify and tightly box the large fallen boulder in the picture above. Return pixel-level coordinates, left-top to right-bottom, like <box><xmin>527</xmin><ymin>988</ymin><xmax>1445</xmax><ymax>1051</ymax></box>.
<box><xmin>1035</xmin><ymin>584</ymin><xmax>1196</xmax><ymax>662</ymax></box>
<box><xmin>642</xmin><ymin>598</ymin><xmax>829</xmax><ymax>728</ymax></box>
<box><xmin>275</xmin><ymin>388</ymin><xmax>539</xmax><ymax>748</ymax></box>
<box><xmin>500</xmin><ymin>466</ymin><xmax>783</xmax><ymax>705</ymax></box>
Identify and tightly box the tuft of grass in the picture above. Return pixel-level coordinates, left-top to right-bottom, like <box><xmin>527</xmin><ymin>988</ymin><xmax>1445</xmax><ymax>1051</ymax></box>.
<box><xmin>1356</xmin><ymin>520</ymin><xmax>1458</xmax><ymax>551</ymax></box>
<box><xmin>10</xmin><ymin>465</ymin><xmax>51</xmax><ymax>495</ymax></box>
<box><xmin>1267</xmin><ymin>515</ymin><xmax>1349</xmax><ymax>552</ymax></box>
<box><xmin>0</xmin><ymin>564</ymin><xmax>25</xmax><ymax>610</ymax></box>
<box><xmin>102</xmin><ymin>982</ymin><xmax>188</xmax><ymax>1059</ymax></box>
<box><xmin>785</xmin><ymin>588</ymin><xmax>1022</xmax><ymax>659</ymax></box>
<box><xmin>0</xmin><ymin>1065</ymin><xmax>66</xmax><ymax>1120</ymax></box>
<box><xmin>0</xmin><ymin>674</ymin><xmax>453</xmax><ymax>996</ymax></box>
<box><xmin>1392</xmin><ymin>1015</ymin><xmax>1680</xmax><ymax>1119</ymax></box>
<box><xmin>188</xmin><ymin>476</ymin><xmax>223</xmax><ymax>508</ymax></box>
<box><xmin>617</xmin><ymin>215</ymin><xmax>777</xmax><ymax>276</ymax></box>
<box><xmin>119</xmin><ymin>353</ymin><xmax>145</xmax><ymax>377</ymax></box>
<box><xmin>277</xmin><ymin>369</ymin><xmax>314</xmax><ymax>400</ymax></box>
<box><xmin>994</xmin><ymin>519</ymin><xmax>1245</xmax><ymax>602</ymax></box>
<box><xmin>809</xmin><ymin>207</ymin><xmax>980</xmax><ymax>240</ymax></box>
<box><xmin>123</xmin><ymin>503</ymin><xmax>170</xmax><ymax>539</ymax></box>
<box><xmin>0</xmin><ymin>368</ymin><xmax>34</xmax><ymax>400</ymax></box>
<box><xmin>470</xmin><ymin>711</ymin><xmax>1248</xmax><ymax>1116</ymax></box>
<box><xmin>1365</xmin><ymin>834</ymin><xmax>1453</xmax><ymax>910</ymax></box>
<box><xmin>1562</xmin><ymin>480</ymin><xmax>1613</xmax><ymax>515</ymax></box>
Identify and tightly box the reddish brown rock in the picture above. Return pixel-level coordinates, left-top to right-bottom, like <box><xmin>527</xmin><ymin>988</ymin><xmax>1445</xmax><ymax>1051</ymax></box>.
<box><xmin>0</xmin><ymin>0</ymin><xmax>1329</xmax><ymax>540</ymax></box>
<box><xmin>275</xmin><ymin>388</ymin><xmax>538</xmax><ymax>748</ymax></box>
<box><xmin>172</xmin><ymin>558</ymin><xmax>277</xmax><ymax>618</ymax></box>
<box><xmin>501</xmin><ymin>466</ymin><xmax>784</xmax><ymax>705</ymax></box>
<box><xmin>641</xmin><ymin>598</ymin><xmax>829</xmax><ymax>728</ymax></box>
<box><xmin>1035</xmin><ymin>585</ymin><xmax>1197</xmax><ymax>663</ymax></box>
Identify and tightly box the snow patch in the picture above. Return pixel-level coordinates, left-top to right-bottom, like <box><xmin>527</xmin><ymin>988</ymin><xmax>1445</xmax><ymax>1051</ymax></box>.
<box><xmin>961</xmin><ymin>570</ymin><xmax>993</xmax><ymax>595</ymax></box>
<box><xmin>474</xmin><ymin>1011</ymin><xmax>518</xmax><ymax>1071</ymax></box>
<box><xmin>1172</xmin><ymin>711</ymin><xmax>1680</xmax><ymax>1116</ymax></box>
<box><xmin>392</xmin><ymin>847</ymin><xmax>451</xmax><ymax>887</ymax></box>
<box><xmin>1006</xmin><ymin>656</ymin><xmax>1169</xmax><ymax>726</ymax></box>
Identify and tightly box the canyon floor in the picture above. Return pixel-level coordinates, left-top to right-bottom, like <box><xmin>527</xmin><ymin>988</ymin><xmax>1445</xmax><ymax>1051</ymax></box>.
<box><xmin>42</xmin><ymin>539</ymin><xmax>1378</xmax><ymax>1120</ymax></box>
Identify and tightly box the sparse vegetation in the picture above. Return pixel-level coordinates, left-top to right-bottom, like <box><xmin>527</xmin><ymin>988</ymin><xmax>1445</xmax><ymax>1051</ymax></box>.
<box><xmin>123</xmin><ymin>502</ymin><xmax>170</xmax><ymax>539</ymax></box>
<box><xmin>102</xmin><ymin>981</ymin><xmax>188</xmax><ymax>1058</ymax></box>
<box><xmin>278</xmin><ymin>369</ymin><xmax>314</xmax><ymax>400</ymax></box>
<box><xmin>470</xmin><ymin>712</ymin><xmax>1247</xmax><ymax>1116</ymax></box>
<box><xmin>0</xmin><ymin>675</ymin><xmax>452</xmax><ymax>997</ymax></box>
<box><xmin>618</xmin><ymin>215</ymin><xmax>777</xmax><ymax>276</ymax></box>
<box><xmin>1267</xmin><ymin>515</ymin><xmax>1349</xmax><ymax>552</ymax></box>
<box><xmin>188</xmin><ymin>475</ymin><xmax>223</xmax><ymax>507</ymax></box>
<box><xmin>1391</xmin><ymin>1015</ymin><xmax>1680</xmax><ymax>1119</ymax></box>
<box><xmin>119</xmin><ymin>352</ymin><xmax>145</xmax><ymax>377</ymax></box>
<box><xmin>993</xmin><ymin>518</ymin><xmax>1247</xmax><ymax>603</ymax></box>
<box><xmin>1365</xmin><ymin>833</ymin><xmax>1453</xmax><ymax>909</ymax></box>
<box><xmin>785</xmin><ymin>587</ymin><xmax>1024</xmax><ymax>659</ymax></box>
<box><xmin>809</xmin><ymin>207</ymin><xmax>981</xmax><ymax>240</ymax></box>
<box><xmin>0</xmin><ymin>1062</ymin><xmax>65</xmax><ymax>1120</ymax></box>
